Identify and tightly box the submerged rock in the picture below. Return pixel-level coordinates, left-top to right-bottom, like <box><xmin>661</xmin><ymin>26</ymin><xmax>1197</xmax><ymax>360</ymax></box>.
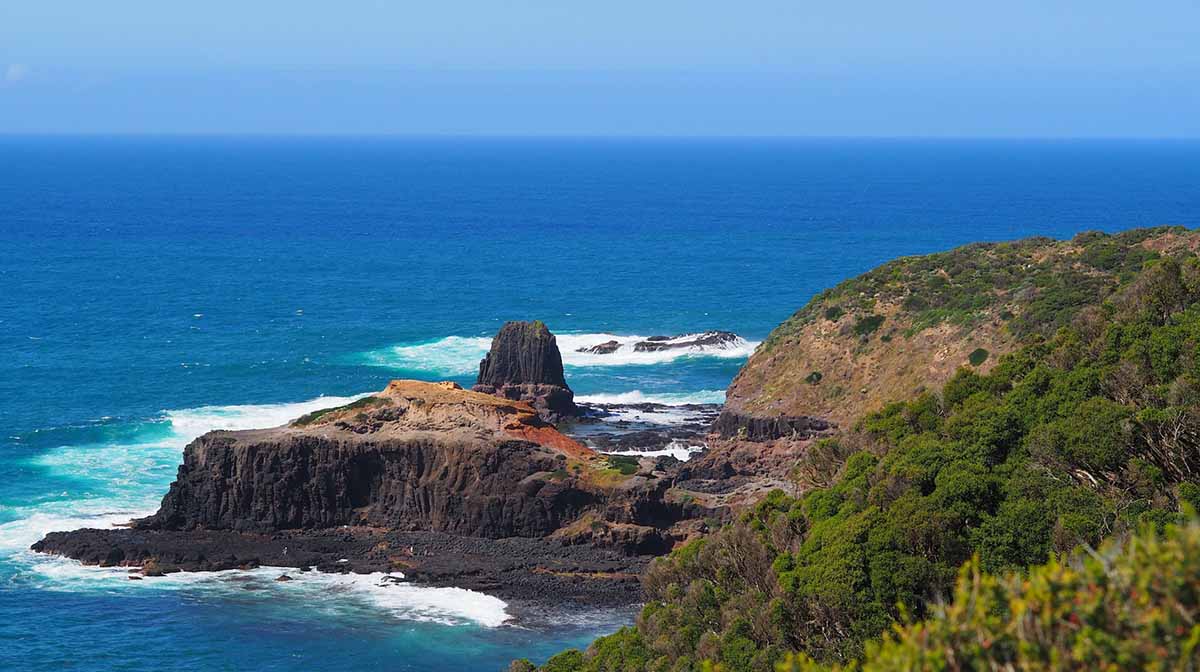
<box><xmin>473</xmin><ymin>320</ymin><xmax>579</xmax><ymax>422</ymax></box>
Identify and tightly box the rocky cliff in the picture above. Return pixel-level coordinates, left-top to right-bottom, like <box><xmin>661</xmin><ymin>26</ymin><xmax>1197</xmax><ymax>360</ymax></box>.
<box><xmin>134</xmin><ymin>381</ymin><xmax>645</xmax><ymax>539</ymax></box>
<box><xmin>473</xmin><ymin>320</ymin><xmax>579</xmax><ymax>422</ymax></box>
<box><xmin>35</xmin><ymin>380</ymin><xmax>706</xmax><ymax>599</ymax></box>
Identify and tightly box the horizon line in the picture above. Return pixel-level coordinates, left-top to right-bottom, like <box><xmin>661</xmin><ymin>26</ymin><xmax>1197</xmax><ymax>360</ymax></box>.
<box><xmin>2</xmin><ymin>132</ymin><xmax>1199</xmax><ymax>142</ymax></box>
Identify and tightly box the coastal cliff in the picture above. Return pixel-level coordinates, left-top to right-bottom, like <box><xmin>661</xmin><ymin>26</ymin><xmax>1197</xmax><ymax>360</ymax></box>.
<box><xmin>473</xmin><ymin>320</ymin><xmax>579</xmax><ymax>422</ymax></box>
<box><xmin>138</xmin><ymin>384</ymin><xmax>594</xmax><ymax>537</ymax></box>
<box><xmin>34</xmin><ymin>379</ymin><xmax>704</xmax><ymax>602</ymax></box>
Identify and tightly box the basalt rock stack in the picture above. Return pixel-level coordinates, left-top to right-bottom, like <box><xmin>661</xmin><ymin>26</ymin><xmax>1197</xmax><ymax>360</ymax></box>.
<box><xmin>473</xmin><ymin>320</ymin><xmax>579</xmax><ymax>422</ymax></box>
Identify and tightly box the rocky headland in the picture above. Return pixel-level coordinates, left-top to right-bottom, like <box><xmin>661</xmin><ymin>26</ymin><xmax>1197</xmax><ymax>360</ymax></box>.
<box><xmin>34</xmin><ymin>375</ymin><xmax>717</xmax><ymax>607</ymax></box>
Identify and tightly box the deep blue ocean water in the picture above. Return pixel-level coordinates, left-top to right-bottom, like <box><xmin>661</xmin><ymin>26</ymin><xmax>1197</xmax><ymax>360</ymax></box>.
<box><xmin>1</xmin><ymin>137</ymin><xmax>1197</xmax><ymax>670</ymax></box>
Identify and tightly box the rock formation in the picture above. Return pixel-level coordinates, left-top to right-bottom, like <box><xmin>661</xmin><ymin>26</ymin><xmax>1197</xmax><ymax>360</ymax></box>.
<box><xmin>137</xmin><ymin>382</ymin><xmax>596</xmax><ymax>536</ymax></box>
<box><xmin>34</xmin><ymin>380</ymin><xmax>709</xmax><ymax>604</ymax></box>
<box><xmin>473</xmin><ymin>320</ymin><xmax>579</xmax><ymax>422</ymax></box>
<box><xmin>575</xmin><ymin>331</ymin><xmax>742</xmax><ymax>355</ymax></box>
<box><xmin>632</xmin><ymin>331</ymin><xmax>740</xmax><ymax>352</ymax></box>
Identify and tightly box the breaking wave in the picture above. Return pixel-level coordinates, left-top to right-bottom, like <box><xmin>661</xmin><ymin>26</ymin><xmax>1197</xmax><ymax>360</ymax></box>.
<box><xmin>357</xmin><ymin>332</ymin><xmax>758</xmax><ymax>376</ymax></box>
<box><xmin>575</xmin><ymin>389</ymin><xmax>725</xmax><ymax>405</ymax></box>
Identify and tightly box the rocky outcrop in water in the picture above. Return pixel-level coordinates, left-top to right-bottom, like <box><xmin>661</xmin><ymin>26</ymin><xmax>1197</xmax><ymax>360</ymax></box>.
<box><xmin>578</xmin><ymin>340</ymin><xmax>620</xmax><ymax>354</ymax></box>
<box><xmin>34</xmin><ymin>380</ymin><xmax>713</xmax><ymax>604</ymax></box>
<box><xmin>575</xmin><ymin>331</ymin><xmax>742</xmax><ymax>355</ymax></box>
<box><xmin>473</xmin><ymin>321</ymin><xmax>579</xmax><ymax>422</ymax></box>
<box><xmin>633</xmin><ymin>331</ymin><xmax>740</xmax><ymax>352</ymax></box>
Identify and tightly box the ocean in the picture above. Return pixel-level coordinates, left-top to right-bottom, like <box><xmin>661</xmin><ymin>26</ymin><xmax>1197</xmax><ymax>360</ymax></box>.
<box><xmin>1</xmin><ymin>137</ymin><xmax>1197</xmax><ymax>670</ymax></box>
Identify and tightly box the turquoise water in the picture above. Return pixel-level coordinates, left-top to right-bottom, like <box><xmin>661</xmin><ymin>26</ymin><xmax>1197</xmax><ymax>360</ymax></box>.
<box><xmin>1</xmin><ymin>137</ymin><xmax>1198</xmax><ymax>670</ymax></box>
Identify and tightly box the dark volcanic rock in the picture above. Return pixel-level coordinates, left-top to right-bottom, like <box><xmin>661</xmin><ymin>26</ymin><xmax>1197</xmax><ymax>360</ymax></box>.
<box><xmin>632</xmin><ymin>331</ymin><xmax>740</xmax><ymax>352</ymax></box>
<box><xmin>32</xmin><ymin>528</ymin><xmax>648</xmax><ymax>607</ymax></box>
<box><xmin>473</xmin><ymin>321</ymin><xmax>579</xmax><ymax>422</ymax></box>
<box><xmin>135</xmin><ymin>380</ymin><xmax>601</xmax><ymax>538</ymax></box>
<box><xmin>576</xmin><ymin>340</ymin><xmax>620</xmax><ymax>355</ymax></box>
<box><xmin>711</xmin><ymin>409</ymin><xmax>833</xmax><ymax>442</ymax></box>
<box><xmin>137</xmin><ymin>430</ymin><xmax>594</xmax><ymax>537</ymax></box>
<box><xmin>575</xmin><ymin>331</ymin><xmax>743</xmax><ymax>355</ymax></box>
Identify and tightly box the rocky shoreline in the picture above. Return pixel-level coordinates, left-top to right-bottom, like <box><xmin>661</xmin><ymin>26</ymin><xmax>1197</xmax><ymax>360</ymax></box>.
<box><xmin>29</xmin><ymin>323</ymin><xmax>746</xmax><ymax>612</ymax></box>
<box><xmin>33</xmin><ymin>527</ymin><xmax>648</xmax><ymax>607</ymax></box>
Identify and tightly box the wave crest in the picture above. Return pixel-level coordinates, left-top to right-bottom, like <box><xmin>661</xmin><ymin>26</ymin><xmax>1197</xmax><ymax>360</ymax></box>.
<box><xmin>359</xmin><ymin>332</ymin><xmax>758</xmax><ymax>376</ymax></box>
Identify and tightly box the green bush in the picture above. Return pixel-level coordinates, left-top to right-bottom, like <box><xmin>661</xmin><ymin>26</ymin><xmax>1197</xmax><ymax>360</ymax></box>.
<box><xmin>606</xmin><ymin>455</ymin><xmax>640</xmax><ymax>476</ymax></box>
<box><xmin>852</xmin><ymin>315</ymin><xmax>885</xmax><ymax>337</ymax></box>
<box><xmin>779</xmin><ymin>519</ymin><xmax>1200</xmax><ymax>671</ymax></box>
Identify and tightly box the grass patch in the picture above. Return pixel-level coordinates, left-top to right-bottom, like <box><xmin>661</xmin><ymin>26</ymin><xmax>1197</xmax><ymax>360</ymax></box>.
<box><xmin>606</xmin><ymin>455</ymin><xmax>640</xmax><ymax>476</ymax></box>
<box><xmin>294</xmin><ymin>396</ymin><xmax>384</xmax><ymax>426</ymax></box>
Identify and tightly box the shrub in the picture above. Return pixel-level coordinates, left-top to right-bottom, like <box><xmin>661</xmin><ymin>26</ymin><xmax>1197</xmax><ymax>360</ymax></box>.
<box><xmin>852</xmin><ymin>315</ymin><xmax>885</xmax><ymax>337</ymax></box>
<box><xmin>779</xmin><ymin>519</ymin><xmax>1200</xmax><ymax>671</ymax></box>
<box><xmin>606</xmin><ymin>455</ymin><xmax>640</xmax><ymax>476</ymax></box>
<box><xmin>967</xmin><ymin>347</ymin><xmax>989</xmax><ymax>366</ymax></box>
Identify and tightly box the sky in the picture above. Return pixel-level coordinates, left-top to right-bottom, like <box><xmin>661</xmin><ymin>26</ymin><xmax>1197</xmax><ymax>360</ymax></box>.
<box><xmin>1</xmin><ymin>1</ymin><xmax>1198</xmax><ymax>137</ymax></box>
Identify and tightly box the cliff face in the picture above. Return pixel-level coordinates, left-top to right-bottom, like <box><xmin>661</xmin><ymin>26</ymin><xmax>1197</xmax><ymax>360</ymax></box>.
<box><xmin>139</xmin><ymin>381</ymin><xmax>600</xmax><ymax>537</ymax></box>
<box><xmin>122</xmin><ymin>380</ymin><xmax>697</xmax><ymax>555</ymax></box>
<box><xmin>140</xmin><ymin>433</ymin><xmax>593</xmax><ymax>537</ymax></box>
<box><xmin>473</xmin><ymin>320</ymin><xmax>579</xmax><ymax>422</ymax></box>
<box><xmin>721</xmin><ymin>228</ymin><xmax>1200</xmax><ymax>438</ymax></box>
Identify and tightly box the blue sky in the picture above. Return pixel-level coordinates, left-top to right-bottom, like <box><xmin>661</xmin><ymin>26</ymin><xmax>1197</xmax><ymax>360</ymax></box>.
<box><xmin>1</xmin><ymin>1</ymin><xmax>1198</xmax><ymax>136</ymax></box>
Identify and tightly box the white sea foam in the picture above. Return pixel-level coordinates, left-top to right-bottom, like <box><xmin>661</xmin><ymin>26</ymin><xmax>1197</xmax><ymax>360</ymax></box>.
<box><xmin>162</xmin><ymin>393</ymin><xmax>368</xmax><ymax>441</ymax></box>
<box><xmin>21</xmin><ymin>562</ymin><xmax>510</xmax><ymax>627</ymax></box>
<box><xmin>603</xmin><ymin>440</ymin><xmax>706</xmax><ymax>462</ymax></box>
<box><xmin>557</xmin><ymin>332</ymin><xmax>759</xmax><ymax>367</ymax></box>
<box><xmin>2</xmin><ymin>392</ymin><xmax>511</xmax><ymax>628</ymax></box>
<box><xmin>575</xmin><ymin>389</ymin><xmax>726</xmax><ymax>406</ymax></box>
<box><xmin>585</xmin><ymin>400</ymin><xmax>721</xmax><ymax>426</ymax></box>
<box><xmin>359</xmin><ymin>332</ymin><xmax>758</xmax><ymax>375</ymax></box>
<box><xmin>360</xmin><ymin>336</ymin><xmax>493</xmax><ymax>376</ymax></box>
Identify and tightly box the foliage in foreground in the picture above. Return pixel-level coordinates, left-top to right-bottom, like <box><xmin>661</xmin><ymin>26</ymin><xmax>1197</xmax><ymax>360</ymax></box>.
<box><xmin>518</xmin><ymin>251</ymin><xmax>1200</xmax><ymax>671</ymax></box>
<box><xmin>779</xmin><ymin>518</ymin><xmax>1200</xmax><ymax>671</ymax></box>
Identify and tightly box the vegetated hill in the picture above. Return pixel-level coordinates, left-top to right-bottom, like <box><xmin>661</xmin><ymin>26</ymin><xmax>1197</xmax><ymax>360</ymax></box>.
<box><xmin>520</xmin><ymin>226</ymin><xmax>1200</xmax><ymax>671</ymax></box>
<box><xmin>725</xmin><ymin>226</ymin><xmax>1200</xmax><ymax>427</ymax></box>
